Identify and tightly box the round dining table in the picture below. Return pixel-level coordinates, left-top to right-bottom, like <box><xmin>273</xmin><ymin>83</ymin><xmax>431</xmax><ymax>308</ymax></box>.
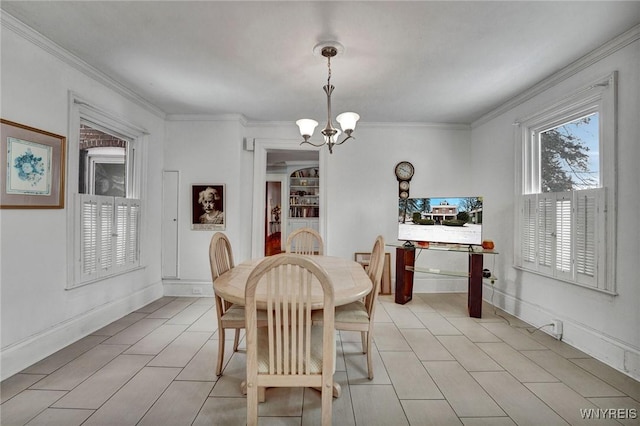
<box><xmin>213</xmin><ymin>255</ymin><xmax>372</xmax><ymax>309</ymax></box>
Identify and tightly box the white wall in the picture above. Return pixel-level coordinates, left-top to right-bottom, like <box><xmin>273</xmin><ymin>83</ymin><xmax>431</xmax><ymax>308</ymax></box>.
<box><xmin>167</xmin><ymin>121</ymin><xmax>475</xmax><ymax>294</ymax></box>
<box><xmin>162</xmin><ymin>117</ymin><xmax>247</xmax><ymax>296</ymax></box>
<box><xmin>470</xmin><ymin>35</ymin><xmax>640</xmax><ymax>380</ymax></box>
<box><xmin>0</xmin><ymin>17</ymin><xmax>166</xmax><ymax>379</ymax></box>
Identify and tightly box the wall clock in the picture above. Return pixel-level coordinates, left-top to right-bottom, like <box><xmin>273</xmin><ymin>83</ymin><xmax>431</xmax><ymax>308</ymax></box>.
<box><xmin>394</xmin><ymin>161</ymin><xmax>414</xmax><ymax>181</ymax></box>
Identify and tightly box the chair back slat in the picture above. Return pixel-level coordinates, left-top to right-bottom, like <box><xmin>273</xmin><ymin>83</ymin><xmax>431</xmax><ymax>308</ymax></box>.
<box><xmin>286</xmin><ymin>228</ymin><xmax>324</xmax><ymax>255</ymax></box>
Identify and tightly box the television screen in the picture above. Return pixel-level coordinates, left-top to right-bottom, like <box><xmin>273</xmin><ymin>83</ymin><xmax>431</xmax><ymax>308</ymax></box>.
<box><xmin>398</xmin><ymin>197</ymin><xmax>483</xmax><ymax>245</ymax></box>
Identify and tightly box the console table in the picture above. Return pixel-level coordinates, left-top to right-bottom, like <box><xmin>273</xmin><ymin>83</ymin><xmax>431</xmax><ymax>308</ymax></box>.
<box><xmin>393</xmin><ymin>243</ymin><xmax>497</xmax><ymax>318</ymax></box>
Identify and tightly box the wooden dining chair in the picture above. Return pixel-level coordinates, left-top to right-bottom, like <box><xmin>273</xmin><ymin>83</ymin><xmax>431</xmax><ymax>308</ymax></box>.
<box><xmin>313</xmin><ymin>235</ymin><xmax>385</xmax><ymax>379</ymax></box>
<box><xmin>286</xmin><ymin>227</ymin><xmax>324</xmax><ymax>255</ymax></box>
<box><xmin>245</xmin><ymin>254</ymin><xmax>335</xmax><ymax>426</ymax></box>
<box><xmin>209</xmin><ymin>232</ymin><xmax>245</xmax><ymax>376</ymax></box>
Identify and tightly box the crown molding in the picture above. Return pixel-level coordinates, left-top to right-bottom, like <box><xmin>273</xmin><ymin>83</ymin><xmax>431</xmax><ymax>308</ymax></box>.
<box><xmin>165</xmin><ymin>113</ymin><xmax>247</xmax><ymax>125</ymax></box>
<box><xmin>243</xmin><ymin>120</ymin><xmax>470</xmax><ymax>131</ymax></box>
<box><xmin>2</xmin><ymin>11</ymin><xmax>166</xmax><ymax>120</ymax></box>
<box><xmin>472</xmin><ymin>23</ymin><xmax>640</xmax><ymax>128</ymax></box>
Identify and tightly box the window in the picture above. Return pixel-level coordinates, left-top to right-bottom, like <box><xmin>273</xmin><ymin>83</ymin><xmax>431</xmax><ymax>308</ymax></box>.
<box><xmin>515</xmin><ymin>73</ymin><xmax>617</xmax><ymax>293</ymax></box>
<box><xmin>68</xmin><ymin>95</ymin><xmax>147</xmax><ymax>288</ymax></box>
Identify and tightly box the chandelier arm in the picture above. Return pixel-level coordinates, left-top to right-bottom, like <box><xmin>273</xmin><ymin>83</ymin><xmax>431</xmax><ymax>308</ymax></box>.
<box><xmin>300</xmin><ymin>140</ymin><xmax>326</xmax><ymax>148</ymax></box>
<box><xmin>334</xmin><ymin>134</ymin><xmax>355</xmax><ymax>146</ymax></box>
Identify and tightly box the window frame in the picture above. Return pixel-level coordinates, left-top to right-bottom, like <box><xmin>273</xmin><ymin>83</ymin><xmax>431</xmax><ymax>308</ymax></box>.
<box><xmin>67</xmin><ymin>93</ymin><xmax>148</xmax><ymax>289</ymax></box>
<box><xmin>514</xmin><ymin>72</ymin><xmax>617</xmax><ymax>294</ymax></box>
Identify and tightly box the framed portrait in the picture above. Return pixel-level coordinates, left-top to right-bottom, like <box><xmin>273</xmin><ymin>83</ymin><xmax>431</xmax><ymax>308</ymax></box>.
<box><xmin>1</xmin><ymin>119</ymin><xmax>66</xmax><ymax>209</ymax></box>
<box><xmin>192</xmin><ymin>184</ymin><xmax>225</xmax><ymax>230</ymax></box>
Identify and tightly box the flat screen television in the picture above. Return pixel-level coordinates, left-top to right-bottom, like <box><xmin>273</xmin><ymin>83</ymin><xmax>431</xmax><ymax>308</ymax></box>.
<box><xmin>398</xmin><ymin>197</ymin><xmax>483</xmax><ymax>246</ymax></box>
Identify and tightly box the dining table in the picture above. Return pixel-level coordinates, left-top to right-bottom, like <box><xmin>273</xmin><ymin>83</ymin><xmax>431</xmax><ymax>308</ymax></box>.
<box><xmin>213</xmin><ymin>254</ymin><xmax>373</xmax><ymax>310</ymax></box>
<box><xmin>213</xmin><ymin>254</ymin><xmax>372</xmax><ymax>398</ymax></box>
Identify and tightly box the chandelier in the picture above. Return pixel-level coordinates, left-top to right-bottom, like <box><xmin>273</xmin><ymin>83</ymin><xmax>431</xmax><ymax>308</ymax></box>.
<box><xmin>296</xmin><ymin>42</ymin><xmax>360</xmax><ymax>154</ymax></box>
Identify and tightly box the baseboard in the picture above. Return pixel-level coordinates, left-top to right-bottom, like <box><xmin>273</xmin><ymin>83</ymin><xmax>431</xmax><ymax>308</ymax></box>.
<box><xmin>1</xmin><ymin>282</ymin><xmax>163</xmax><ymax>381</ymax></box>
<box><xmin>162</xmin><ymin>279</ymin><xmax>214</xmax><ymax>297</ymax></box>
<box><xmin>486</xmin><ymin>283</ymin><xmax>640</xmax><ymax>381</ymax></box>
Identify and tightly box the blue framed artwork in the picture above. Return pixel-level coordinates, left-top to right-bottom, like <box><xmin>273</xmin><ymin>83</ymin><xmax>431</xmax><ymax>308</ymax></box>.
<box><xmin>1</xmin><ymin>119</ymin><xmax>66</xmax><ymax>208</ymax></box>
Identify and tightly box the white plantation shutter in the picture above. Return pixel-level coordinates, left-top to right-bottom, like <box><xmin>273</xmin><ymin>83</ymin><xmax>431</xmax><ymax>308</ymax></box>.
<box><xmin>521</xmin><ymin>195</ymin><xmax>536</xmax><ymax>266</ymax></box>
<box><xmin>80</xmin><ymin>196</ymin><xmax>99</xmax><ymax>281</ymax></box>
<box><xmin>77</xmin><ymin>194</ymin><xmax>141</xmax><ymax>284</ymax></box>
<box><xmin>555</xmin><ymin>193</ymin><xmax>572</xmax><ymax>279</ymax></box>
<box><xmin>537</xmin><ymin>194</ymin><xmax>554</xmax><ymax>273</ymax></box>
<box><xmin>575</xmin><ymin>188</ymin><xmax>603</xmax><ymax>286</ymax></box>
<box><xmin>100</xmin><ymin>197</ymin><xmax>115</xmax><ymax>272</ymax></box>
<box><xmin>114</xmin><ymin>198</ymin><xmax>141</xmax><ymax>271</ymax></box>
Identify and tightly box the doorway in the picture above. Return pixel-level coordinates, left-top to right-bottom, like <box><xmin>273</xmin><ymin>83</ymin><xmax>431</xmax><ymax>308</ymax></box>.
<box><xmin>252</xmin><ymin>141</ymin><xmax>324</xmax><ymax>258</ymax></box>
<box><xmin>265</xmin><ymin>175</ymin><xmax>285</xmax><ymax>256</ymax></box>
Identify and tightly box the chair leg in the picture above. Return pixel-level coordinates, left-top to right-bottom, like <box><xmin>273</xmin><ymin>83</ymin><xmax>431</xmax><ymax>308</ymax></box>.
<box><xmin>360</xmin><ymin>331</ymin><xmax>367</xmax><ymax>354</ymax></box>
<box><xmin>321</xmin><ymin>382</ymin><xmax>333</xmax><ymax>426</ymax></box>
<box><xmin>233</xmin><ymin>328</ymin><xmax>241</xmax><ymax>352</ymax></box>
<box><xmin>366</xmin><ymin>331</ymin><xmax>374</xmax><ymax>380</ymax></box>
<box><xmin>247</xmin><ymin>384</ymin><xmax>258</xmax><ymax>426</ymax></box>
<box><xmin>216</xmin><ymin>328</ymin><xmax>226</xmax><ymax>376</ymax></box>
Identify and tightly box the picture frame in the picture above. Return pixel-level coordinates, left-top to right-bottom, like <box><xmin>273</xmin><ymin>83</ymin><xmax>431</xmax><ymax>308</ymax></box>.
<box><xmin>354</xmin><ymin>251</ymin><xmax>392</xmax><ymax>295</ymax></box>
<box><xmin>1</xmin><ymin>119</ymin><xmax>66</xmax><ymax>209</ymax></box>
<box><xmin>191</xmin><ymin>184</ymin><xmax>225</xmax><ymax>230</ymax></box>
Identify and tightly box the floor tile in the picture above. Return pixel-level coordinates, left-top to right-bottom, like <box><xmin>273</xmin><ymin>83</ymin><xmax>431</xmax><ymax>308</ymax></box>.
<box><xmin>522</xmin><ymin>350</ymin><xmax>626</xmax><ymax>398</ymax></box>
<box><xmin>587</xmin><ymin>397</ymin><xmax>640</xmax><ymax>426</ymax></box>
<box><xmin>401</xmin><ymin>400</ymin><xmax>463</xmax><ymax>426</ymax></box>
<box><xmin>52</xmin><ymin>354</ymin><xmax>152</xmax><ymax>409</ymax></box>
<box><xmin>371</xmin><ymin>322</ymin><xmax>412</xmax><ymax>351</ymax></box>
<box><xmin>21</xmin><ymin>335</ymin><xmax>108</xmax><ymax>375</ymax></box>
<box><xmin>400</xmin><ymin>328</ymin><xmax>455</xmax><ymax>361</ymax></box>
<box><xmin>0</xmin><ymin>390</ymin><xmax>66</xmax><ymax>425</ymax></box>
<box><xmin>101</xmin><ymin>318</ymin><xmax>166</xmax><ymax>345</ymax></box>
<box><xmin>134</xmin><ymin>297</ymin><xmax>175</xmax><ymax>314</ymax></box>
<box><xmin>382</xmin><ymin>302</ymin><xmax>425</xmax><ymax>328</ymax></box>
<box><xmin>436</xmin><ymin>336</ymin><xmax>502</xmax><ymax>372</ymax></box>
<box><xmin>302</xmin><ymin>372</ymin><xmax>355</xmax><ymax>426</ymax></box>
<box><xmin>476</xmin><ymin>342</ymin><xmax>558</xmax><ymax>382</ymax></box>
<box><xmin>423</xmin><ymin>361</ymin><xmax>504</xmax><ymax>418</ymax></box>
<box><xmin>571</xmin><ymin>358</ymin><xmax>640</xmax><ymax>401</ymax></box>
<box><xmin>148</xmin><ymin>330</ymin><xmax>211</xmax><ymax>367</ymax></box>
<box><xmin>91</xmin><ymin>312</ymin><xmax>148</xmax><ymax>336</ymax></box>
<box><xmin>447</xmin><ymin>317</ymin><xmax>502</xmax><ymax>343</ymax></box>
<box><xmin>0</xmin><ymin>373</ymin><xmax>46</xmax><ymax>404</ymax></box>
<box><xmin>415</xmin><ymin>312</ymin><xmax>462</xmax><ymax>335</ymax></box>
<box><xmin>138</xmin><ymin>380</ymin><xmax>213</xmax><ymax>426</ymax></box>
<box><xmin>187</xmin><ymin>307</ymin><xmax>218</xmax><ymax>332</ymax></box>
<box><xmin>30</xmin><ymin>344</ymin><xmax>128</xmax><ymax>391</ymax></box>
<box><xmin>166</xmin><ymin>303</ymin><xmax>212</xmax><ymax>325</ymax></box>
<box><xmin>123</xmin><ymin>323</ymin><xmax>188</xmax><ymax>355</ymax></box>
<box><xmin>82</xmin><ymin>366</ymin><xmax>180</xmax><ymax>425</ymax></box>
<box><xmin>342</xmin><ymin>341</ymin><xmax>390</xmax><ymax>385</ymax></box>
<box><xmin>176</xmin><ymin>339</ymin><xmax>225</xmax><ymax>382</ymax></box>
<box><xmin>380</xmin><ymin>351</ymin><xmax>443</xmax><ymax>399</ymax></box>
<box><xmin>525</xmin><ymin>382</ymin><xmax>619</xmax><ymax>425</ymax></box>
<box><xmin>24</xmin><ymin>407</ymin><xmax>93</xmax><ymax>426</ymax></box>
<box><xmin>192</xmin><ymin>396</ymin><xmax>246</xmax><ymax>426</ymax></box>
<box><xmin>350</xmin><ymin>384</ymin><xmax>409</xmax><ymax>425</ymax></box>
<box><xmin>145</xmin><ymin>299</ymin><xmax>194</xmax><ymax>319</ymax></box>
<box><xmin>479</xmin><ymin>322</ymin><xmax>547</xmax><ymax>350</ymax></box>
<box><xmin>471</xmin><ymin>371</ymin><xmax>569</xmax><ymax>426</ymax></box>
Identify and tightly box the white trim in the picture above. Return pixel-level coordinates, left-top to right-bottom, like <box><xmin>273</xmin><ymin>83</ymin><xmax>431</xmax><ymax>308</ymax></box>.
<box><xmin>251</xmin><ymin>138</ymin><xmax>327</xmax><ymax>258</ymax></box>
<box><xmin>1</xmin><ymin>11</ymin><xmax>166</xmax><ymax>119</ymax></box>
<box><xmin>162</xmin><ymin>280</ymin><xmax>215</xmax><ymax>297</ymax></box>
<box><xmin>0</xmin><ymin>282</ymin><xmax>163</xmax><ymax>381</ymax></box>
<box><xmin>486</xmin><ymin>284</ymin><xmax>639</xmax><ymax>381</ymax></box>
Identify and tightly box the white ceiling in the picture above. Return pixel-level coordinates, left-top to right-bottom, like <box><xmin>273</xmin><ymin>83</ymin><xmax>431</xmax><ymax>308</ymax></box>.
<box><xmin>2</xmin><ymin>1</ymin><xmax>639</xmax><ymax>125</ymax></box>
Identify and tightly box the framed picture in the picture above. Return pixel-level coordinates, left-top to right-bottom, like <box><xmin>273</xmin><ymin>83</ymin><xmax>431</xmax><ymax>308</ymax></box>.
<box><xmin>192</xmin><ymin>184</ymin><xmax>225</xmax><ymax>230</ymax></box>
<box><xmin>1</xmin><ymin>119</ymin><xmax>66</xmax><ymax>209</ymax></box>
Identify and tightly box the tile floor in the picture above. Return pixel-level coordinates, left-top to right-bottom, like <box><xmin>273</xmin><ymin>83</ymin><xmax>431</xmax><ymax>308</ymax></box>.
<box><xmin>1</xmin><ymin>293</ymin><xmax>639</xmax><ymax>425</ymax></box>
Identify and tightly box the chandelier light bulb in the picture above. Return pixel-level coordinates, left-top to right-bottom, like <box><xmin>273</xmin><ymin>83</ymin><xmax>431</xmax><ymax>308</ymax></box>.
<box><xmin>296</xmin><ymin>119</ymin><xmax>319</xmax><ymax>140</ymax></box>
<box><xmin>336</xmin><ymin>112</ymin><xmax>360</xmax><ymax>133</ymax></box>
